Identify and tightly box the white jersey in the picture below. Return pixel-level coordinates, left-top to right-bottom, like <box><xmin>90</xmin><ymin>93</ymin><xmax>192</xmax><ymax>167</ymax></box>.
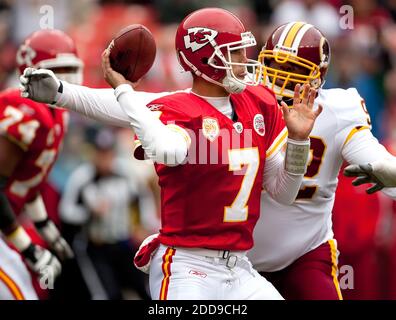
<box><xmin>0</xmin><ymin>238</ymin><xmax>37</xmax><ymax>300</ymax></box>
<box><xmin>249</xmin><ymin>87</ymin><xmax>396</xmax><ymax>272</ymax></box>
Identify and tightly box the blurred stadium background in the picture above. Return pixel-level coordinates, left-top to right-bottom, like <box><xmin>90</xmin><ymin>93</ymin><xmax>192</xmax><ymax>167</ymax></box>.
<box><xmin>1</xmin><ymin>0</ymin><xmax>396</xmax><ymax>299</ymax></box>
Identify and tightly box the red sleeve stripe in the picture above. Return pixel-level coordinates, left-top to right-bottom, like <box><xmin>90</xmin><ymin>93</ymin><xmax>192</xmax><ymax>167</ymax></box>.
<box><xmin>159</xmin><ymin>247</ymin><xmax>176</xmax><ymax>300</ymax></box>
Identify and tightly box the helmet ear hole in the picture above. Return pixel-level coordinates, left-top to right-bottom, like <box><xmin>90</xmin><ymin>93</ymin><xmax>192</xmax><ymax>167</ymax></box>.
<box><xmin>201</xmin><ymin>57</ymin><xmax>209</xmax><ymax>64</ymax></box>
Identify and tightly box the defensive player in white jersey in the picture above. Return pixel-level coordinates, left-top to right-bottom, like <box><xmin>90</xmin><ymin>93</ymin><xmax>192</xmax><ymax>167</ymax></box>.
<box><xmin>247</xmin><ymin>21</ymin><xmax>396</xmax><ymax>300</ymax></box>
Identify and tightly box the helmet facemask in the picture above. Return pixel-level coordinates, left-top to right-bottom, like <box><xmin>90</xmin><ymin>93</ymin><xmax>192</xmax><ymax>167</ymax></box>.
<box><xmin>208</xmin><ymin>32</ymin><xmax>262</xmax><ymax>93</ymax></box>
<box><xmin>259</xmin><ymin>49</ymin><xmax>323</xmax><ymax>100</ymax></box>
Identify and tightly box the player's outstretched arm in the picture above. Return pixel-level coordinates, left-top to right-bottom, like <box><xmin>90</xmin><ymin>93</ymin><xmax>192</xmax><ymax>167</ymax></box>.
<box><xmin>25</xmin><ymin>194</ymin><xmax>74</xmax><ymax>260</ymax></box>
<box><xmin>340</xmin><ymin>127</ymin><xmax>396</xmax><ymax>195</ymax></box>
<box><xmin>19</xmin><ymin>67</ymin><xmax>171</xmax><ymax>128</ymax></box>
<box><xmin>102</xmin><ymin>49</ymin><xmax>189</xmax><ymax>165</ymax></box>
<box><xmin>264</xmin><ymin>84</ymin><xmax>323</xmax><ymax>205</ymax></box>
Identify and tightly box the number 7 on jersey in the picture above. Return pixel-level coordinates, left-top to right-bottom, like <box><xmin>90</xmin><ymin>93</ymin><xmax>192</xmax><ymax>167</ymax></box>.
<box><xmin>224</xmin><ymin>148</ymin><xmax>260</xmax><ymax>222</ymax></box>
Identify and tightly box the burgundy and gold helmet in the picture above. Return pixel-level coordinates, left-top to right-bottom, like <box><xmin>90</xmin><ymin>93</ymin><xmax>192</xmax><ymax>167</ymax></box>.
<box><xmin>259</xmin><ymin>21</ymin><xmax>330</xmax><ymax>99</ymax></box>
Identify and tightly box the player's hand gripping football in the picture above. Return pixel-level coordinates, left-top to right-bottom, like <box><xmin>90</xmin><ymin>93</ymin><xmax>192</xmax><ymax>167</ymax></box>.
<box><xmin>101</xmin><ymin>48</ymin><xmax>139</xmax><ymax>89</ymax></box>
<box><xmin>280</xmin><ymin>83</ymin><xmax>323</xmax><ymax>141</ymax></box>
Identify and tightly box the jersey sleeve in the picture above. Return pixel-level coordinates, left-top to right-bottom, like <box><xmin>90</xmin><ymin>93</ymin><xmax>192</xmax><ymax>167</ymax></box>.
<box><xmin>333</xmin><ymin>88</ymin><xmax>372</xmax><ymax>149</ymax></box>
<box><xmin>133</xmin><ymin>101</ymin><xmax>193</xmax><ymax>160</ymax></box>
<box><xmin>58</xmin><ymin>82</ymin><xmax>185</xmax><ymax>128</ymax></box>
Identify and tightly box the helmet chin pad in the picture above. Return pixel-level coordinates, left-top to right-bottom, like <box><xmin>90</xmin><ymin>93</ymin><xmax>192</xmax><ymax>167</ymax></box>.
<box><xmin>222</xmin><ymin>73</ymin><xmax>246</xmax><ymax>94</ymax></box>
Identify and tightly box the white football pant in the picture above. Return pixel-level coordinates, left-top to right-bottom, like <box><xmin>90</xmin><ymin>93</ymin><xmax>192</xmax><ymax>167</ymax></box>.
<box><xmin>149</xmin><ymin>244</ymin><xmax>283</xmax><ymax>300</ymax></box>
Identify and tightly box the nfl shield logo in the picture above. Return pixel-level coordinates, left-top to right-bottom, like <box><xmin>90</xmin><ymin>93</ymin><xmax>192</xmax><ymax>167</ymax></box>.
<box><xmin>233</xmin><ymin>122</ymin><xmax>243</xmax><ymax>134</ymax></box>
<box><xmin>253</xmin><ymin>114</ymin><xmax>265</xmax><ymax>136</ymax></box>
<box><xmin>202</xmin><ymin>117</ymin><xmax>220</xmax><ymax>142</ymax></box>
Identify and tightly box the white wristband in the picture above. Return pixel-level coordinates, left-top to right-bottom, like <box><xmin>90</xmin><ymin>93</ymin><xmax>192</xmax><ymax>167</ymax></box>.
<box><xmin>7</xmin><ymin>227</ymin><xmax>32</xmax><ymax>252</ymax></box>
<box><xmin>114</xmin><ymin>84</ymin><xmax>133</xmax><ymax>101</ymax></box>
<box><xmin>25</xmin><ymin>195</ymin><xmax>48</xmax><ymax>222</ymax></box>
<box><xmin>285</xmin><ymin>138</ymin><xmax>310</xmax><ymax>175</ymax></box>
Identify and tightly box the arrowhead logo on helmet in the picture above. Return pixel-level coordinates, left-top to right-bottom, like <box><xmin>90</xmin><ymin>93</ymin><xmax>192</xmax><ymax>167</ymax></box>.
<box><xmin>16</xmin><ymin>44</ymin><xmax>37</xmax><ymax>67</ymax></box>
<box><xmin>184</xmin><ymin>27</ymin><xmax>218</xmax><ymax>52</ymax></box>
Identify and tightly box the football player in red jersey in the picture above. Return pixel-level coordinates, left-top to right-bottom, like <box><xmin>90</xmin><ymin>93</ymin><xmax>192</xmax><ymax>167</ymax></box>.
<box><xmin>20</xmin><ymin>8</ymin><xmax>322</xmax><ymax>300</ymax></box>
<box><xmin>0</xmin><ymin>29</ymin><xmax>82</xmax><ymax>299</ymax></box>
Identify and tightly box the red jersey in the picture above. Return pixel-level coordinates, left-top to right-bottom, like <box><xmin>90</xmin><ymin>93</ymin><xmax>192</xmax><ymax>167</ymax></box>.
<box><xmin>0</xmin><ymin>89</ymin><xmax>68</xmax><ymax>214</ymax></box>
<box><xmin>138</xmin><ymin>86</ymin><xmax>285</xmax><ymax>250</ymax></box>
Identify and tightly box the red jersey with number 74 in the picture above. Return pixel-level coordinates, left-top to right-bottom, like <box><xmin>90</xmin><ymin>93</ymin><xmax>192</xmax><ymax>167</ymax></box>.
<box><xmin>0</xmin><ymin>89</ymin><xmax>68</xmax><ymax>214</ymax></box>
<box><xmin>134</xmin><ymin>85</ymin><xmax>287</xmax><ymax>250</ymax></box>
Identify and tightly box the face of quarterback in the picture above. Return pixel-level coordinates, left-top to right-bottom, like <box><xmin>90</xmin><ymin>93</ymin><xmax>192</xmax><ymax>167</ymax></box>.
<box><xmin>230</xmin><ymin>48</ymin><xmax>249</xmax><ymax>80</ymax></box>
<box><xmin>268</xmin><ymin>59</ymin><xmax>310</xmax><ymax>90</ymax></box>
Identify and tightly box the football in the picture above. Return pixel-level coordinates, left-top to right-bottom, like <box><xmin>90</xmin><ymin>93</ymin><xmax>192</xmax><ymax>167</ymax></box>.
<box><xmin>108</xmin><ymin>24</ymin><xmax>156</xmax><ymax>82</ymax></box>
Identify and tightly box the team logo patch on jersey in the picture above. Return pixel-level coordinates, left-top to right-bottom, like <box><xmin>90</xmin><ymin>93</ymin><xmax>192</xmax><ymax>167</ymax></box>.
<box><xmin>202</xmin><ymin>117</ymin><xmax>220</xmax><ymax>142</ymax></box>
<box><xmin>184</xmin><ymin>27</ymin><xmax>218</xmax><ymax>52</ymax></box>
<box><xmin>253</xmin><ymin>114</ymin><xmax>265</xmax><ymax>136</ymax></box>
<box><xmin>233</xmin><ymin>122</ymin><xmax>243</xmax><ymax>134</ymax></box>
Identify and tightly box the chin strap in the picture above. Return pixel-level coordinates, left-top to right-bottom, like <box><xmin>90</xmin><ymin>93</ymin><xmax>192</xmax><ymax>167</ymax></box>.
<box><xmin>222</xmin><ymin>69</ymin><xmax>246</xmax><ymax>94</ymax></box>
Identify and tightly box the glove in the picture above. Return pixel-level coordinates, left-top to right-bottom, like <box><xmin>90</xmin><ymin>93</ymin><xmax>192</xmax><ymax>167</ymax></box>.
<box><xmin>25</xmin><ymin>196</ymin><xmax>74</xmax><ymax>260</ymax></box>
<box><xmin>35</xmin><ymin>218</ymin><xmax>74</xmax><ymax>260</ymax></box>
<box><xmin>134</xmin><ymin>233</ymin><xmax>160</xmax><ymax>274</ymax></box>
<box><xmin>20</xmin><ymin>67</ymin><xmax>62</xmax><ymax>104</ymax></box>
<box><xmin>21</xmin><ymin>243</ymin><xmax>62</xmax><ymax>279</ymax></box>
<box><xmin>344</xmin><ymin>159</ymin><xmax>396</xmax><ymax>194</ymax></box>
